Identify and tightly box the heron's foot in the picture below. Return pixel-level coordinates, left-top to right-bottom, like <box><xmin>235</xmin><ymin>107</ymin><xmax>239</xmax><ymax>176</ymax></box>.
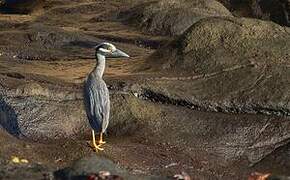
<box><xmin>87</xmin><ymin>141</ymin><xmax>104</xmax><ymax>151</ymax></box>
<box><xmin>93</xmin><ymin>144</ymin><xmax>104</xmax><ymax>151</ymax></box>
<box><xmin>99</xmin><ymin>140</ymin><xmax>106</xmax><ymax>145</ymax></box>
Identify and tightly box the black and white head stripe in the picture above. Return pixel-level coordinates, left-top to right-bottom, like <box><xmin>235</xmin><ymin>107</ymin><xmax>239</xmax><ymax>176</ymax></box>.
<box><xmin>95</xmin><ymin>42</ymin><xmax>116</xmax><ymax>53</ymax></box>
<box><xmin>95</xmin><ymin>42</ymin><xmax>130</xmax><ymax>58</ymax></box>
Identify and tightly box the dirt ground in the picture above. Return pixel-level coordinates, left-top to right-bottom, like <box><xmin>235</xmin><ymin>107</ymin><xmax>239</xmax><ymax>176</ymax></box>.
<box><xmin>0</xmin><ymin>1</ymin><xmax>290</xmax><ymax>180</ymax></box>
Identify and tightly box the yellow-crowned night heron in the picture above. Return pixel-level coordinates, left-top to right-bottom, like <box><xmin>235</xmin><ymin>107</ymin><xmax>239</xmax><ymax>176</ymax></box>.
<box><xmin>84</xmin><ymin>42</ymin><xmax>129</xmax><ymax>151</ymax></box>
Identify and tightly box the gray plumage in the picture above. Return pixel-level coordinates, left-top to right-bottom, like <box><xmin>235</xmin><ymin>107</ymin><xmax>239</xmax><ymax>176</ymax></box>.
<box><xmin>84</xmin><ymin>42</ymin><xmax>129</xmax><ymax>134</ymax></box>
<box><xmin>84</xmin><ymin>69</ymin><xmax>110</xmax><ymax>133</ymax></box>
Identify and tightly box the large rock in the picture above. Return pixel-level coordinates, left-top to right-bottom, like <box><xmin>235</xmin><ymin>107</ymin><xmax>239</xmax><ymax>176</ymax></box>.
<box><xmin>134</xmin><ymin>17</ymin><xmax>290</xmax><ymax>167</ymax></box>
<box><xmin>117</xmin><ymin>0</ymin><xmax>232</xmax><ymax>36</ymax></box>
<box><xmin>141</xmin><ymin>17</ymin><xmax>290</xmax><ymax>116</ymax></box>
<box><xmin>0</xmin><ymin>75</ymin><xmax>149</xmax><ymax>141</ymax></box>
<box><xmin>0</xmin><ymin>77</ymin><xmax>87</xmax><ymax>140</ymax></box>
<box><xmin>54</xmin><ymin>155</ymin><xmax>166</xmax><ymax>180</ymax></box>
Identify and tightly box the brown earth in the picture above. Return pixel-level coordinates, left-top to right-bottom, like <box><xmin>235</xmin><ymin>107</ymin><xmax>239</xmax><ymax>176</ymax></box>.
<box><xmin>0</xmin><ymin>0</ymin><xmax>290</xmax><ymax>180</ymax></box>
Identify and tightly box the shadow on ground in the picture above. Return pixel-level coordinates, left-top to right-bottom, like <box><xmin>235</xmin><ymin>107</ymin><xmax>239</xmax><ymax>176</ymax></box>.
<box><xmin>0</xmin><ymin>97</ymin><xmax>21</xmax><ymax>137</ymax></box>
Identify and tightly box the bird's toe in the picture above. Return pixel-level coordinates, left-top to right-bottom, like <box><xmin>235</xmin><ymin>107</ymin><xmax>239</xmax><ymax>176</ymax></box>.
<box><xmin>99</xmin><ymin>140</ymin><xmax>106</xmax><ymax>145</ymax></box>
<box><xmin>95</xmin><ymin>145</ymin><xmax>104</xmax><ymax>151</ymax></box>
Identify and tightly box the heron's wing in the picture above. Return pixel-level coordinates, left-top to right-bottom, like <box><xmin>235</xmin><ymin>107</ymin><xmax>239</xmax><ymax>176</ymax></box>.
<box><xmin>84</xmin><ymin>79</ymin><xmax>110</xmax><ymax>132</ymax></box>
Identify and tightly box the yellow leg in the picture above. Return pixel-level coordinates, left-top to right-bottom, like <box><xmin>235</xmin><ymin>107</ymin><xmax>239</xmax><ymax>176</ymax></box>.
<box><xmin>92</xmin><ymin>130</ymin><xmax>104</xmax><ymax>151</ymax></box>
<box><xmin>99</xmin><ymin>132</ymin><xmax>106</xmax><ymax>145</ymax></box>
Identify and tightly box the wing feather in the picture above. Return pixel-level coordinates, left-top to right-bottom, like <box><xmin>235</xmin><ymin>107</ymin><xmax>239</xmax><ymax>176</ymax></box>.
<box><xmin>84</xmin><ymin>77</ymin><xmax>110</xmax><ymax>133</ymax></box>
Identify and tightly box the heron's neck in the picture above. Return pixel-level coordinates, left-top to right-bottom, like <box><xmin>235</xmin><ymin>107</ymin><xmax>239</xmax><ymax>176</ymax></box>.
<box><xmin>93</xmin><ymin>53</ymin><xmax>106</xmax><ymax>77</ymax></box>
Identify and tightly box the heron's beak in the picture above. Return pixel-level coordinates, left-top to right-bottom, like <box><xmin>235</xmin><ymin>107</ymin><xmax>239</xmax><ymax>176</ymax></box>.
<box><xmin>110</xmin><ymin>49</ymin><xmax>130</xmax><ymax>58</ymax></box>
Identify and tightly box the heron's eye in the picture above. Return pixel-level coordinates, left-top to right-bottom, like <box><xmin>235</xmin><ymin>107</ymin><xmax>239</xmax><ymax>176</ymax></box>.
<box><xmin>108</xmin><ymin>46</ymin><xmax>113</xmax><ymax>52</ymax></box>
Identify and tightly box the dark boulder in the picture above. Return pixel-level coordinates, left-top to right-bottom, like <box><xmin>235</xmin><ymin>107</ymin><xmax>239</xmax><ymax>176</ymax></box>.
<box><xmin>217</xmin><ymin>0</ymin><xmax>290</xmax><ymax>26</ymax></box>
<box><xmin>251</xmin><ymin>0</ymin><xmax>290</xmax><ymax>26</ymax></box>
<box><xmin>54</xmin><ymin>155</ymin><xmax>165</xmax><ymax>180</ymax></box>
<box><xmin>217</xmin><ymin>0</ymin><xmax>253</xmax><ymax>17</ymax></box>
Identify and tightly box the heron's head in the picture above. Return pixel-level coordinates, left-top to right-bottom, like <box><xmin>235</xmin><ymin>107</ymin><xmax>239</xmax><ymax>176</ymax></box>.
<box><xmin>95</xmin><ymin>42</ymin><xmax>130</xmax><ymax>58</ymax></box>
